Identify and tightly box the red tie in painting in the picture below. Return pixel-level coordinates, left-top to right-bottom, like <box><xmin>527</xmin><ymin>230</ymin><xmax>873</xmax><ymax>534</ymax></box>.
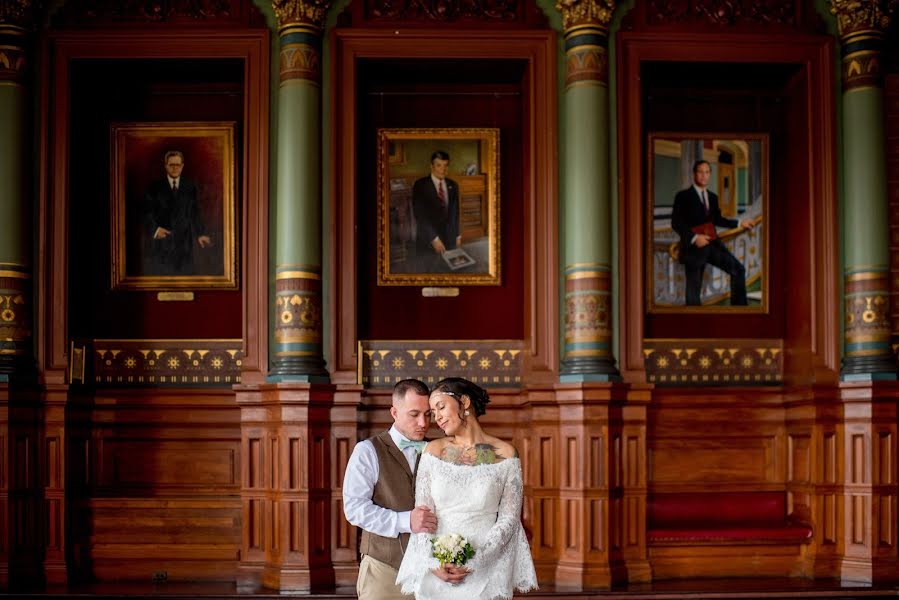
<box><xmin>437</xmin><ymin>180</ymin><xmax>446</xmax><ymax>207</ymax></box>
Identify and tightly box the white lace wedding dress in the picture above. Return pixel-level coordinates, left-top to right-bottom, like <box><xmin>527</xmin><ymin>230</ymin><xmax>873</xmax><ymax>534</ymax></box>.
<box><xmin>396</xmin><ymin>452</ymin><xmax>537</xmax><ymax>600</ymax></box>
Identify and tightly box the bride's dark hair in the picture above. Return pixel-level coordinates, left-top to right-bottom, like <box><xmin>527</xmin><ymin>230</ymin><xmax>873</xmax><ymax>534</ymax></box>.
<box><xmin>431</xmin><ymin>377</ymin><xmax>490</xmax><ymax>417</ymax></box>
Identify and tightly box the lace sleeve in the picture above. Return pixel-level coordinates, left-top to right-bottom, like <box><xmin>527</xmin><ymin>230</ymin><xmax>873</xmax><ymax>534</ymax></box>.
<box><xmin>395</xmin><ymin>454</ymin><xmax>440</xmax><ymax>595</ymax></box>
<box><xmin>467</xmin><ymin>459</ymin><xmax>524</xmax><ymax>572</ymax></box>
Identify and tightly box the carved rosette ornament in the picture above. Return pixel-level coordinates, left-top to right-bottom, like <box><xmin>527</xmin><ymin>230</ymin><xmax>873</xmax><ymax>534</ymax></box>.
<box><xmin>646</xmin><ymin>0</ymin><xmax>797</xmax><ymax>25</ymax></box>
<box><xmin>557</xmin><ymin>0</ymin><xmax>615</xmax><ymax>87</ymax></box>
<box><xmin>368</xmin><ymin>0</ymin><xmax>518</xmax><ymax>21</ymax></box>
<box><xmin>830</xmin><ymin>0</ymin><xmax>898</xmax><ymax>90</ymax></box>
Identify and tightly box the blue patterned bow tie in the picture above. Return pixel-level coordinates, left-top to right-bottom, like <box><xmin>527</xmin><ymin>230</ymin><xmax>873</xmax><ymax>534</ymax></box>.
<box><xmin>398</xmin><ymin>439</ymin><xmax>426</xmax><ymax>453</ymax></box>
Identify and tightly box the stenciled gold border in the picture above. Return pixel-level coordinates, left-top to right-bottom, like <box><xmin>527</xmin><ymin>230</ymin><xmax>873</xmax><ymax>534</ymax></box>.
<box><xmin>110</xmin><ymin>121</ymin><xmax>237</xmax><ymax>290</ymax></box>
<box><xmin>376</xmin><ymin>128</ymin><xmax>501</xmax><ymax>286</ymax></box>
<box><xmin>645</xmin><ymin>132</ymin><xmax>770</xmax><ymax>314</ymax></box>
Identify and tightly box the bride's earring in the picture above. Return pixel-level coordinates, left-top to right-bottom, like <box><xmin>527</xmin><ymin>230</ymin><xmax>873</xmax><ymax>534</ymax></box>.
<box><xmin>464</xmin><ymin>410</ymin><xmax>470</xmax><ymax>416</ymax></box>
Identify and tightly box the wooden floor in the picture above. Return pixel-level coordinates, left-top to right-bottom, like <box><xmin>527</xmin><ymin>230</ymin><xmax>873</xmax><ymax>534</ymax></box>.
<box><xmin>3</xmin><ymin>579</ymin><xmax>899</xmax><ymax>600</ymax></box>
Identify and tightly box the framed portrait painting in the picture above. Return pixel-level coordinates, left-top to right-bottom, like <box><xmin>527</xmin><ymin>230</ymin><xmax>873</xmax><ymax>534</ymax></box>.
<box><xmin>647</xmin><ymin>133</ymin><xmax>768</xmax><ymax>312</ymax></box>
<box><xmin>377</xmin><ymin>128</ymin><xmax>500</xmax><ymax>286</ymax></box>
<box><xmin>110</xmin><ymin>122</ymin><xmax>237</xmax><ymax>290</ymax></box>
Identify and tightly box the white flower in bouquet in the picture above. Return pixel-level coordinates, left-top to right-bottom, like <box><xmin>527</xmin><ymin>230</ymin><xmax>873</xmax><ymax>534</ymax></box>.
<box><xmin>431</xmin><ymin>532</ymin><xmax>475</xmax><ymax>567</ymax></box>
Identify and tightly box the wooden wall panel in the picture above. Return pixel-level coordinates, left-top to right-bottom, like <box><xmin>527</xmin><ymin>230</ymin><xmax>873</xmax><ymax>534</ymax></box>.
<box><xmin>648</xmin><ymin>389</ymin><xmax>786</xmax><ymax>493</ymax></box>
<box><xmin>69</xmin><ymin>390</ymin><xmax>241</xmax><ymax>582</ymax></box>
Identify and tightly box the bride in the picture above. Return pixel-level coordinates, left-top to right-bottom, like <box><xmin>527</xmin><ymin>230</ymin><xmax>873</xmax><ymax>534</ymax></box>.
<box><xmin>396</xmin><ymin>377</ymin><xmax>537</xmax><ymax>600</ymax></box>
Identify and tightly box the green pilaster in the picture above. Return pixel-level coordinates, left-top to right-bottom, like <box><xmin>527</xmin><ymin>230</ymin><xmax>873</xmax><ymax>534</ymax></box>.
<box><xmin>557</xmin><ymin>0</ymin><xmax>619</xmax><ymax>380</ymax></box>
<box><xmin>0</xmin><ymin>19</ymin><xmax>33</xmax><ymax>377</ymax></box>
<box><xmin>269</xmin><ymin>8</ymin><xmax>330</xmax><ymax>380</ymax></box>
<box><xmin>831</xmin><ymin>0</ymin><xmax>897</xmax><ymax>378</ymax></box>
<box><xmin>843</xmin><ymin>89</ymin><xmax>888</xmax><ymax>266</ymax></box>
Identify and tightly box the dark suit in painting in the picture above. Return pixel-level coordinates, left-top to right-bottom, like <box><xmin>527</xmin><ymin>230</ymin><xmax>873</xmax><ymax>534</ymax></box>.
<box><xmin>671</xmin><ymin>186</ymin><xmax>747</xmax><ymax>306</ymax></box>
<box><xmin>412</xmin><ymin>176</ymin><xmax>459</xmax><ymax>257</ymax></box>
<box><xmin>143</xmin><ymin>177</ymin><xmax>206</xmax><ymax>276</ymax></box>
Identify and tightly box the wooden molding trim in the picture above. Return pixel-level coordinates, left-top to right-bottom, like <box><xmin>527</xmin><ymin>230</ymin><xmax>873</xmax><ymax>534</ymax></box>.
<box><xmin>615</xmin><ymin>32</ymin><xmax>839</xmax><ymax>384</ymax></box>
<box><xmin>40</xmin><ymin>29</ymin><xmax>270</xmax><ymax>385</ymax></box>
<box><xmin>329</xmin><ymin>29</ymin><xmax>558</xmax><ymax>384</ymax></box>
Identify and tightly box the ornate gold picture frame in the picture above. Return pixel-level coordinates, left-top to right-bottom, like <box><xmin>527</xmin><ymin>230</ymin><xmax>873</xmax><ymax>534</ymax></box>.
<box><xmin>111</xmin><ymin>122</ymin><xmax>237</xmax><ymax>290</ymax></box>
<box><xmin>647</xmin><ymin>133</ymin><xmax>769</xmax><ymax>313</ymax></box>
<box><xmin>377</xmin><ymin>128</ymin><xmax>501</xmax><ymax>286</ymax></box>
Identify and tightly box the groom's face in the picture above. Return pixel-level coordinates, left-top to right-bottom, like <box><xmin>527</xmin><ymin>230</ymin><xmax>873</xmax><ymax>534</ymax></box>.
<box><xmin>391</xmin><ymin>391</ymin><xmax>431</xmax><ymax>441</ymax></box>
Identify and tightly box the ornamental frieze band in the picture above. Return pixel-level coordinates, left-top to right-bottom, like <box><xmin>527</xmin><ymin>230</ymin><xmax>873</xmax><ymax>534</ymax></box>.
<box><xmin>360</xmin><ymin>340</ymin><xmax>524</xmax><ymax>388</ymax></box>
<box><xmin>643</xmin><ymin>339</ymin><xmax>783</xmax><ymax>385</ymax></box>
<box><xmin>646</xmin><ymin>0</ymin><xmax>798</xmax><ymax>26</ymax></box>
<box><xmin>367</xmin><ymin>0</ymin><xmax>519</xmax><ymax>21</ymax></box>
<box><xmin>86</xmin><ymin>339</ymin><xmax>242</xmax><ymax>386</ymax></box>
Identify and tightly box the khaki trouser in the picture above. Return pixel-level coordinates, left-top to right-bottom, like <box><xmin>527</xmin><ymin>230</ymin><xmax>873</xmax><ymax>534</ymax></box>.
<box><xmin>357</xmin><ymin>554</ymin><xmax>409</xmax><ymax>600</ymax></box>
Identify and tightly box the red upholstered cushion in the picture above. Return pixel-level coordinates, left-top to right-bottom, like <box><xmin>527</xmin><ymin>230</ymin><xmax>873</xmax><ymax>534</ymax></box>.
<box><xmin>647</xmin><ymin>492</ymin><xmax>813</xmax><ymax>545</ymax></box>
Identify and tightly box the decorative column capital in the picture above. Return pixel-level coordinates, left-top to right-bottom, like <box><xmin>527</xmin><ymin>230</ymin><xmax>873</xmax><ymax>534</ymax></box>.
<box><xmin>829</xmin><ymin>0</ymin><xmax>897</xmax><ymax>38</ymax></box>
<box><xmin>0</xmin><ymin>0</ymin><xmax>37</xmax><ymax>31</ymax></box>
<box><xmin>556</xmin><ymin>0</ymin><xmax>615</xmax><ymax>33</ymax></box>
<box><xmin>830</xmin><ymin>0</ymin><xmax>897</xmax><ymax>89</ymax></box>
<box><xmin>272</xmin><ymin>0</ymin><xmax>333</xmax><ymax>32</ymax></box>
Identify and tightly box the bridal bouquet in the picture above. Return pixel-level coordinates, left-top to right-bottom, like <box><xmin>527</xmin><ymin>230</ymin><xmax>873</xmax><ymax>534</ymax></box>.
<box><xmin>431</xmin><ymin>533</ymin><xmax>475</xmax><ymax>567</ymax></box>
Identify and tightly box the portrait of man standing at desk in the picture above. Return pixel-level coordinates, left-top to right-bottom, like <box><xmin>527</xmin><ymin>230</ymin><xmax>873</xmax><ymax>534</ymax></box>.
<box><xmin>412</xmin><ymin>150</ymin><xmax>460</xmax><ymax>265</ymax></box>
<box><xmin>671</xmin><ymin>159</ymin><xmax>755</xmax><ymax>306</ymax></box>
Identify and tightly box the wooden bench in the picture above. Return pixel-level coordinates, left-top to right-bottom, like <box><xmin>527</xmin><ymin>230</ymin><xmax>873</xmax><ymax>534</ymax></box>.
<box><xmin>647</xmin><ymin>492</ymin><xmax>813</xmax><ymax>578</ymax></box>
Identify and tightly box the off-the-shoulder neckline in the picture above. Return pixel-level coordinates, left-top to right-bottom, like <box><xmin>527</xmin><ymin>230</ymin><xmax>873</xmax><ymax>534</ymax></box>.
<box><xmin>421</xmin><ymin>451</ymin><xmax>520</xmax><ymax>469</ymax></box>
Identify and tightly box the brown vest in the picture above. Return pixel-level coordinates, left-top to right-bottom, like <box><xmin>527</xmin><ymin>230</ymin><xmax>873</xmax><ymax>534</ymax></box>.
<box><xmin>359</xmin><ymin>431</ymin><xmax>416</xmax><ymax>570</ymax></box>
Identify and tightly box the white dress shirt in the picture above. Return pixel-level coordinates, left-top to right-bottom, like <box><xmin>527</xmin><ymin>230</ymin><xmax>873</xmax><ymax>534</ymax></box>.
<box><xmin>342</xmin><ymin>425</ymin><xmax>419</xmax><ymax>538</ymax></box>
<box><xmin>690</xmin><ymin>184</ymin><xmax>713</xmax><ymax>245</ymax></box>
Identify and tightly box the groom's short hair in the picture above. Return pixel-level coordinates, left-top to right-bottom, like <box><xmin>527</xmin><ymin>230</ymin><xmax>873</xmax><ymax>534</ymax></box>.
<box><xmin>392</xmin><ymin>379</ymin><xmax>430</xmax><ymax>405</ymax></box>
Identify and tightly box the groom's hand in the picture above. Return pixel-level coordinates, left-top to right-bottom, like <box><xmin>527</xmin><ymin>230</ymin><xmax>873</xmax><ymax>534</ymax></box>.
<box><xmin>411</xmin><ymin>505</ymin><xmax>437</xmax><ymax>533</ymax></box>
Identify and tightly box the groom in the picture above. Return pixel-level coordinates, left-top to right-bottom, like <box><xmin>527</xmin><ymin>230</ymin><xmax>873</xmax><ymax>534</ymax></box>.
<box><xmin>343</xmin><ymin>378</ymin><xmax>438</xmax><ymax>599</ymax></box>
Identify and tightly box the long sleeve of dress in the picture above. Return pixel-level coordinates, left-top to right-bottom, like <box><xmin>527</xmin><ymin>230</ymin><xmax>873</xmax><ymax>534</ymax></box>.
<box><xmin>466</xmin><ymin>460</ymin><xmax>524</xmax><ymax>573</ymax></box>
<box><xmin>395</xmin><ymin>454</ymin><xmax>440</xmax><ymax>595</ymax></box>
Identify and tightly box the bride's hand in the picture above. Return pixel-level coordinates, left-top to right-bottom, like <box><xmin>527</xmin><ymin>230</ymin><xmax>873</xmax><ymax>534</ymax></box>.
<box><xmin>430</xmin><ymin>564</ymin><xmax>470</xmax><ymax>584</ymax></box>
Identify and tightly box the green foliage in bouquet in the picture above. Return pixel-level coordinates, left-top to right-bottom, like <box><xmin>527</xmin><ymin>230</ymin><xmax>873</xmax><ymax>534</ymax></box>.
<box><xmin>431</xmin><ymin>533</ymin><xmax>476</xmax><ymax>567</ymax></box>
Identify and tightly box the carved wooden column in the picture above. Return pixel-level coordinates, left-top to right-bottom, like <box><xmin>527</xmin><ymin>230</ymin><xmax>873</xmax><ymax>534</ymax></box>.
<box><xmin>236</xmin><ymin>383</ymin><xmax>337</xmax><ymax>591</ymax></box>
<box><xmin>0</xmin><ymin>386</ymin><xmax>40</xmax><ymax>588</ymax></box>
<box><xmin>330</xmin><ymin>385</ymin><xmax>363</xmax><ymax>587</ymax></box>
<box><xmin>550</xmin><ymin>382</ymin><xmax>646</xmax><ymax>588</ymax></box>
<box><xmin>524</xmin><ymin>386</ymin><xmax>562</xmax><ymax>584</ymax></box>
<box><xmin>836</xmin><ymin>382</ymin><xmax>899</xmax><ymax>582</ymax></box>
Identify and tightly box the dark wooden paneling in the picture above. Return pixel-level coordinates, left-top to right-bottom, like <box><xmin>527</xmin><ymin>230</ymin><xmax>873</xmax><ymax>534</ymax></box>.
<box><xmin>69</xmin><ymin>389</ymin><xmax>241</xmax><ymax>582</ymax></box>
<box><xmin>356</xmin><ymin>60</ymin><xmax>526</xmax><ymax>341</ymax></box>
<box><xmin>66</xmin><ymin>58</ymin><xmax>244</xmax><ymax>341</ymax></box>
<box><xmin>648</xmin><ymin>388</ymin><xmax>787</xmax><ymax>493</ymax></box>
<box><xmin>330</xmin><ymin>31</ymin><xmax>558</xmax><ymax>384</ymax></box>
<box><xmin>616</xmin><ymin>33</ymin><xmax>839</xmax><ymax>384</ymax></box>
<box><xmin>41</xmin><ymin>30</ymin><xmax>270</xmax><ymax>386</ymax></box>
